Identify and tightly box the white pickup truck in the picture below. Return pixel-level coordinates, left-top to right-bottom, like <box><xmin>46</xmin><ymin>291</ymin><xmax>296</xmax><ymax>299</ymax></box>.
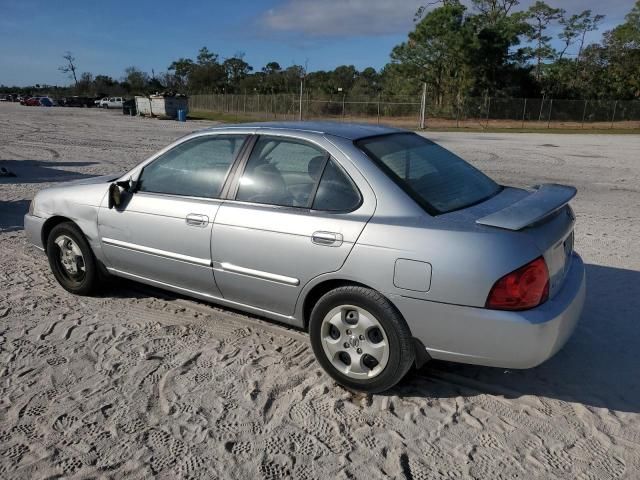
<box><xmin>98</xmin><ymin>97</ymin><xmax>124</xmax><ymax>109</ymax></box>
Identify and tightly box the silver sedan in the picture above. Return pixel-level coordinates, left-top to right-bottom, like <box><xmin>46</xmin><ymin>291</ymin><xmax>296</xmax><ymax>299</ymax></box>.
<box><xmin>24</xmin><ymin>122</ymin><xmax>585</xmax><ymax>392</ymax></box>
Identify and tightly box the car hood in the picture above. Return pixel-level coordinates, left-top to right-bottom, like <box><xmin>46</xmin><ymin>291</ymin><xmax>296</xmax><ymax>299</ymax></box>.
<box><xmin>33</xmin><ymin>173</ymin><xmax>121</xmax><ymax>216</ymax></box>
<box><xmin>53</xmin><ymin>173</ymin><xmax>122</xmax><ymax>187</ymax></box>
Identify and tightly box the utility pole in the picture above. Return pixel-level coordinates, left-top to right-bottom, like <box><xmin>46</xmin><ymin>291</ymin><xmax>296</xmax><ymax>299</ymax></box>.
<box><xmin>610</xmin><ymin>101</ymin><xmax>618</xmax><ymax>129</ymax></box>
<box><xmin>419</xmin><ymin>83</ymin><xmax>427</xmax><ymax>129</ymax></box>
<box><xmin>299</xmin><ymin>77</ymin><xmax>303</xmax><ymax>121</ymax></box>
<box><xmin>299</xmin><ymin>60</ymin><xmax>308</xmax><ymax>122</ymax></box>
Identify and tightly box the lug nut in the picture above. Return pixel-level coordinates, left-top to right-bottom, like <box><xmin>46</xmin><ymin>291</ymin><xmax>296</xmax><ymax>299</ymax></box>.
<box><xmin>346</xmin><ymin>329</ymin><xmax>352</xmax><ymax>335</ymax></box>
<box><xmin>359</xmin><ymin>335</ymin><xmax>365</xmax><ymax>340</ymax></box>
<box><xmin>343</xmin><ymin>342</ymin><xmax>350</xmax><ymax>348</ymax></box>
<box><xmin>357</xmin><ymin>348</ymin><xmax>362</xmax><ymax>354</ymax></box>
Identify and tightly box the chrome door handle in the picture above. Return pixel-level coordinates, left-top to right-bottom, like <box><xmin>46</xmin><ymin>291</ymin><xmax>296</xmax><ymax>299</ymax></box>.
<box><xmin>312</xmin><ymin>231</ymin><xmax>343</xmax><ymax>246</ymax></box>
<box><xmin>185</xmin><ymin>213</ymin><xmax>209</xmax><ymax>227</ymax></box>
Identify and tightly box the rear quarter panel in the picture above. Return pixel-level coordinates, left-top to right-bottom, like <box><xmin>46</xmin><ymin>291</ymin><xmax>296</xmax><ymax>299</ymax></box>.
<box><xmin>305</xmin><ymin>135</ymin><xmax>546</xmax><ymax>309</ymax></box>
<box><xmin>336</xmin><ymin>221</ymin><xmax>542</xmax><ymax>307</ymax></box>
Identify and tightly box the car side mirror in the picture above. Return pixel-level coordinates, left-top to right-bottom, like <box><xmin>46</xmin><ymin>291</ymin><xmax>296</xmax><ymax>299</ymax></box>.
<box><xmin>108</xmin><ymin>183</ymin><xmax>121</xmax><ymax>209</ymax></box>
<box><xmin>108</xmin><ymin>177</ymin><xmax>137</xmax><ymax>208</ymax></box>
<box><xmin>115</xmin><ymin>178</ymin><xmax>135</xmax><ymax>192</ymax></box>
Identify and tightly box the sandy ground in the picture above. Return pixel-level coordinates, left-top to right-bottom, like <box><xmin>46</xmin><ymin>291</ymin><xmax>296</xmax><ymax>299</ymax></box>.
<box><xmin>0</xmin><ymin>102</ymin><xmax>639</xmax><ymax>479</ymax></box>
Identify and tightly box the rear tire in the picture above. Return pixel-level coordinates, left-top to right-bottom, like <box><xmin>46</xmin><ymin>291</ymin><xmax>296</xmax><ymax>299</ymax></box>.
<box><xmin>309</xmin><ymin>286</ymin><xmax>415</xmax><ymax>393</ymax></box>
<box><xmin>46</xmin><ymin>222</ymin><xmax>99</xmax><ymax>295</ymax></box>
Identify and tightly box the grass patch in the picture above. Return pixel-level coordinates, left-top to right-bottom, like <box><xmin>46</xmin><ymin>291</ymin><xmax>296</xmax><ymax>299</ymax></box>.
<box><xmin>188</xmin><ymin>110</ymin><xmax>262</xmax><ymax>123</ymax></box>
<box><xmin>187</xmin><ymin>110</ymin><xmax>639</xmax><ymax>134</ymax></box>
<box><xmin>423</xmin><ymin>126</ymin><xmax>640</xmax><ymax>134</ymax></box>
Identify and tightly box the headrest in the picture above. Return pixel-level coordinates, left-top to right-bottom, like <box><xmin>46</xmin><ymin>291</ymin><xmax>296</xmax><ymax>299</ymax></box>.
<box><xmin>308</xmin><ymin>156</ymin><xmax>327</xmax><ymax>181</ymax></box>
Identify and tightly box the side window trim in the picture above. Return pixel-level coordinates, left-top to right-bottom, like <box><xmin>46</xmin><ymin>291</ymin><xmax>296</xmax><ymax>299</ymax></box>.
<box><xmin>221</xmin><ymin>134</ymin><xmax>258</xmax><ymax>200</ymax></box>
<box><xmin>137</xmin><ymin>134</ymin><xmax>249</xmax><ymax>200</ymax></box>
<box><xmin>305</xmin><ymin>154</ymin><xmax>330</xmax><ymax>209</ymax></box>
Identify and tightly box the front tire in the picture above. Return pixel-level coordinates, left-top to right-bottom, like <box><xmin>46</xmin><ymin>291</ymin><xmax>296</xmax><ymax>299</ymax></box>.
<box><xmin>46</xmin><ymin>222</ymin><xmax>99</xmax><ymax>295</ymax></box>
<box><xmin>309</xmin><ymin>286</ymin><xmax>415</xmax><ymax>393</ymax></box>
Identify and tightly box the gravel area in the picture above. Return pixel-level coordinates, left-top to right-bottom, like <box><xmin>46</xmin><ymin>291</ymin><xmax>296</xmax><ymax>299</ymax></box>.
<box><xmin>1</xmin><ymin>102</ymin><xmax>639</xmax><ymax>479</ymax></box>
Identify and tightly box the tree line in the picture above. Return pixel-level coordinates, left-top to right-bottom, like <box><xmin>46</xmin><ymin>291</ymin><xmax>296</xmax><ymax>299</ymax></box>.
<box><xmin>2</xmin><ymin>0</ymin><xmax>638</xmax><ymax>102</ymax></box>
<box><xmin>389</xmin><ymin>0</ymin><xmax>639</xmax><ymax>104</ymax></box>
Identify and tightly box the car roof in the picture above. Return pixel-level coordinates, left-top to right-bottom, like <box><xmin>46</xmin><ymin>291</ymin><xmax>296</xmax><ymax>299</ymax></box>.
<box><xmin>204</xmin><ymin>121</ymin><xmax>405</xmax><ymax>140</ymax></box>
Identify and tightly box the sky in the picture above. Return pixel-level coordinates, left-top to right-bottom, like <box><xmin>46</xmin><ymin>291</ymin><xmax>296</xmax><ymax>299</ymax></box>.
<box><xmin>0</xmin><ymin>0</ymin><xmax>635</xmax><ymax>86</ymax></box>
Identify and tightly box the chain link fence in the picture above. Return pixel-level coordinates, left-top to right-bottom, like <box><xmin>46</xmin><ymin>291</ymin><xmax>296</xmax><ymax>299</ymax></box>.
<box><xmin>189</xmin><ymin>93</ymin><xmax>640</xmax><ymax>130</ymax></box>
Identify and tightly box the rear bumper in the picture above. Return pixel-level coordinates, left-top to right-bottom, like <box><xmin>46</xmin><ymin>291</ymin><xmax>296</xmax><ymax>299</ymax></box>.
<box><xmin>392</xmin><ymin>252</ymin><xmax>586</xmax><ymax>369</ymax></box>
<box><xmin>24</xmin><ymin>213</ymin><xmax>46</xmax><ymax>251</ymax></box>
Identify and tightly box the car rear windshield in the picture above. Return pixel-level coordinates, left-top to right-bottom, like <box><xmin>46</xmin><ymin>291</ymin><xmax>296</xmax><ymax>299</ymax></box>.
<box><xmin>356</xmin><ymin>133</ymin><xmax>501</xmax><ymax>214</ymax></box>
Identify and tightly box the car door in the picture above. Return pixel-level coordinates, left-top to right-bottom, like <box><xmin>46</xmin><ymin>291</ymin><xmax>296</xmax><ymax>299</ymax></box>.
<box><xmin>98</xmin><ymin>134</ymin><xmax>247</xmax><ymax>295</ymax></box>
<box><xmin>211</xmin><ymin>135</ymin><xmax>374</xmax><ymax>316</ymax></box>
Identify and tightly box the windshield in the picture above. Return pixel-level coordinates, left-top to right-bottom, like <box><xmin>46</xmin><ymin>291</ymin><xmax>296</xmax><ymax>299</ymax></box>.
<box><xmin>356</xmin><ymin>133</ymin><xmax>501</xmax><ymax>214</ymax></box>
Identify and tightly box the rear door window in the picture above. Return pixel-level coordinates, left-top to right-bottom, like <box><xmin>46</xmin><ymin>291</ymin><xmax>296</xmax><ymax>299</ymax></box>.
<box><xmin>235</xmin><ymin>137</ymin><xmax>328</xmax><ymax>207</ymax></box>
<box><xmin>235</xmin><ymin>137</ymin><xmax>361</xmax><ymax>212</ymax></box>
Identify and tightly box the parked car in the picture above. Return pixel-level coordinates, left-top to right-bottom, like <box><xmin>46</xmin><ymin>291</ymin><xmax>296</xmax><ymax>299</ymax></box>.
<box><xmin>99</xmin><ymin>97</ymin><xmax>124</xmax><ymax>109</ymax></box>
<box><xmin>22</xmin><ymin>96</ymin><xmax>55</xmax><ymax>106</ymax></box>
<box><xmin>24</xmin><ymin>122</ymin><xmax>585</xmax><ymax>392</ymax></box>
<box><xmin>60</xmin><ymin>96</ymin><xmax>94</xmax><ymax>107</ymax></box>
<box><xmin>24</xmin><ymin>97</ymin><xmax>42</xmax><ymax>106</ymax></box>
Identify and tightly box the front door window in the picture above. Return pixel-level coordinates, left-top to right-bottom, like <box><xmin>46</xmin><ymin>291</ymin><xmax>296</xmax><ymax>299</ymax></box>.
<box><xmin>138</xmin><ymin>135</ymin><xmax>245</xmax><ymax>199</ymax></box>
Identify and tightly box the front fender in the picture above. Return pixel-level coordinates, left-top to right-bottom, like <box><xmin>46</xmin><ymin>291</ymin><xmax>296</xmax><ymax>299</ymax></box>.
<box><xmin>33</xmin><ymin>182</ymin><xmax>110</xmax><ymax>262</ymax></box>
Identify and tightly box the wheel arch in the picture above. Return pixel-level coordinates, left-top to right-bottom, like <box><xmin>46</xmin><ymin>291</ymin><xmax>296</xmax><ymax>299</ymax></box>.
<box><xmin>301</xmin><ymin>279</ymin><xmax>372</xmax><ymax>331</ymax></box>
<box><xmin>41</xmin><ymin>216</ymin><xmax>75</xmax><ymax>251</ymax></box>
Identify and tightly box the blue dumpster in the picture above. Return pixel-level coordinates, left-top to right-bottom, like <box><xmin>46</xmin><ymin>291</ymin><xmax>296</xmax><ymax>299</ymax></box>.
<box><xmin>177</xmin><ymin>109</ymin><xmax>186</xmax><ymax>122</ymax></box>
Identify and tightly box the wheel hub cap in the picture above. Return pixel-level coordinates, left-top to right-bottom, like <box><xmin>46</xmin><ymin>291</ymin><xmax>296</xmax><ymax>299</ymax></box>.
<box><xmin>320</xmin><ymin>305</ymin><xmax>390</xmax><ymax>380</ymax></box>
<box><xmin>54</xmin><ymin>235</ymin><xmax>85</xmax><ymax>277</ymax></box>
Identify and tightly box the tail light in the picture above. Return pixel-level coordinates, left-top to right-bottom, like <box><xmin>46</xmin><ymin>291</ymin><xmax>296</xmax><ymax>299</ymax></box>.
<box><xmin>486</xmin><ymin>256</ymin><xmax>549</xmax><ymax>311</ymax></box>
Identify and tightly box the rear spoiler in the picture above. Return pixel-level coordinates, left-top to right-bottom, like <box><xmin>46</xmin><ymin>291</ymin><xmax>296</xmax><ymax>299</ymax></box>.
<box><xmin>476</xmin><ymin>184</ymin><xmax>576</xmax><ymax>231</ymax></box>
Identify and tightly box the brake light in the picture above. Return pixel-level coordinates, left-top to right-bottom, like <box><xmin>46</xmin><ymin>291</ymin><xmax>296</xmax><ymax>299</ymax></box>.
<box><xmin>486</xmin><ymin>256</ymin><xmax>549</xmax><ymax>311</ymax></box>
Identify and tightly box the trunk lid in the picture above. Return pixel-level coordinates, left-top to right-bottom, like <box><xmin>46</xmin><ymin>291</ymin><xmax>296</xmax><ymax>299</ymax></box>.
<box><xmin>475</xmin><ymin>184</ymin><xmax>576</xmax><ymax>297</ymax></box>
<box><xmin>476</xmin><ymin>184</ymin><xmax>576</xmax><ymax>231</ymax></box>
<box><xmin>443</xmin><ymin>184</ymin><xmax>577</xmax><ymax>299</ymax></box>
